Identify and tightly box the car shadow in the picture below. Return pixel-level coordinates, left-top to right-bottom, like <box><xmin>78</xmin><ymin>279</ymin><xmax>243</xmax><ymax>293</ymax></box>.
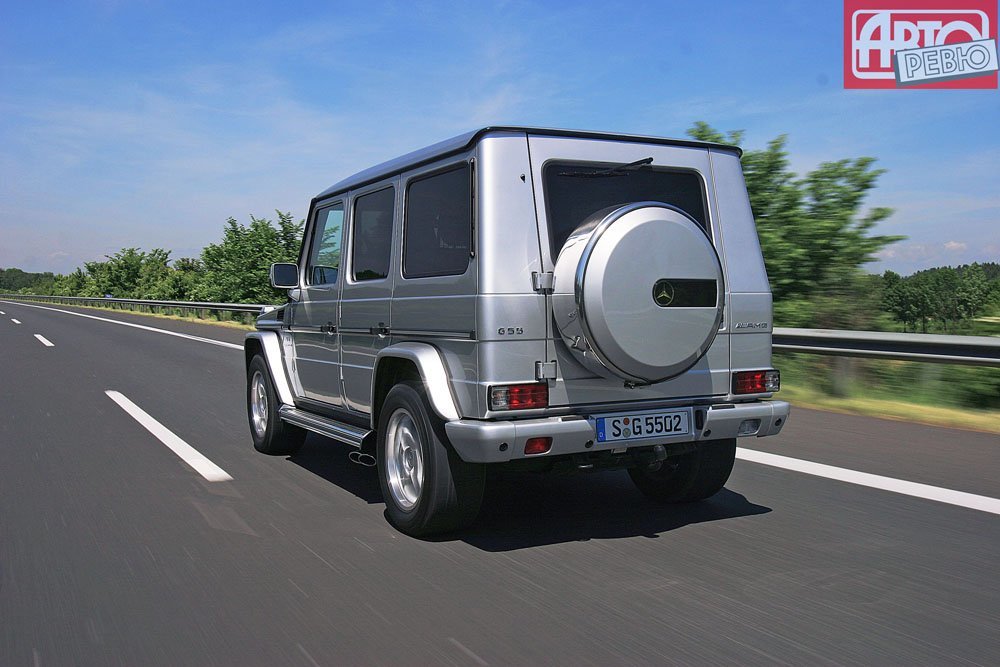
<box><xmin>288</xmin><ymin>435</ymin><xmax>771</xmax><ymax>552</ymax></box>
<box><xmin>455</xmin><ymin>469</ymin><xmax>771</xmax><ymax>551</ymax></box>
<box><xmin>287</xmin><ymin>435</ymin><xmax>383</xmax><ymax>504</ymax></box>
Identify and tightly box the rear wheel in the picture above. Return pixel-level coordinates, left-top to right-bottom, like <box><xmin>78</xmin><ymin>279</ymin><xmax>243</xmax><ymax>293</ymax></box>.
<box><xmin>247</xmin><ymin>355</ymin><xmax>305</xmax><ymax>456</ymax></box>
<box><xmin>377</xmin><ymin>382</ymin><xmax>484</xmax><ymax>536</ymax></box>
<box><xmin>628</xmin><ymin>438</ymin><xmax>736</xmax><ymax>502</ymax></box>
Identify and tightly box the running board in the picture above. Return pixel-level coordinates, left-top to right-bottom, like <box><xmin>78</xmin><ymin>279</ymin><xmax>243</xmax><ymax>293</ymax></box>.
<box><xmin>278</xmin><ymin>406</ymin><xmax>371</xmax><ymax>448</ymax></box>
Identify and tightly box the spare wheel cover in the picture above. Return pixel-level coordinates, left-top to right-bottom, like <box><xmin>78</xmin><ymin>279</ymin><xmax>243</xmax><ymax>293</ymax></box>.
<box><xmin>557</xmin><ymin>202</ymin><xmax>724</xmax><ymax>383</ymax></box>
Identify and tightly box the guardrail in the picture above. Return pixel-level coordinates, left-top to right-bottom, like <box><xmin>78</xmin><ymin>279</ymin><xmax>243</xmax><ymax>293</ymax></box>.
<box><xmin>2</xmin><ymin>294</ymin><xmax>998</xmax><ymax>367</ymax></box>
<box><xmin>773</xmin><ymin>328</ymin><xmax>999</xmax><ymax>367</ymax></box>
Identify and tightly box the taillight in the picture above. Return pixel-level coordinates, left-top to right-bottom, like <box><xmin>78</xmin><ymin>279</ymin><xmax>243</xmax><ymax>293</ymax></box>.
<box><xmin>489</xmin><ymin>383</ymin><xmax>549</xmax><ymax>410</ymax></box>
<box><xmin>732</xmin><ymin>370</ymin><xmax>780</xmax><ymax>395</ymax></box>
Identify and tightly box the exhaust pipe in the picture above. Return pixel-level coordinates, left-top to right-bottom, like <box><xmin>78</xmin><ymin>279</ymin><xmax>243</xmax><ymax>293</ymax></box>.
<box><xmin>349</xmin><ymin>451</ymin><xmax>377</xmax><ymax>467</ymax></box>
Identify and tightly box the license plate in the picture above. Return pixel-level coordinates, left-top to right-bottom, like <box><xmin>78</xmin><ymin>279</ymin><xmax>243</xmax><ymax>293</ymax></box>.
<box><xmin>594</xmin><ymin>408</ymin><xmax>692</xmax><ymax>443</ymax></box>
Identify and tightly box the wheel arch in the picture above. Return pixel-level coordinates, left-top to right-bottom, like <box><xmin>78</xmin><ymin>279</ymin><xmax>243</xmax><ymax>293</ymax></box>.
<box><xmin>245</xmin><ymin>331</ymin><xmax>295</xmax><ymax>406</ymax></box>
<box><xmin>372</xmin><ymin>343</ymin><xmax>460</xmax><ymax>429</ymax></box>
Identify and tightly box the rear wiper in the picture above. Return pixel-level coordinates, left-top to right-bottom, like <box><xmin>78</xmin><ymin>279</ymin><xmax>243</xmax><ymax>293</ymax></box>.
<box><xmin>559</xmin><ymin>157</ymin><xmax>654</xmax><ymax>178</ymax></box>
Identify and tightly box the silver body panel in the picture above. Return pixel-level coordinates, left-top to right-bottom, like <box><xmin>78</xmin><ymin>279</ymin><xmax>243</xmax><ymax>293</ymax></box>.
<box><xmin>250</xmin><ymin>127</ymin><xmax>787</xmax><ymax>461</ymax></box>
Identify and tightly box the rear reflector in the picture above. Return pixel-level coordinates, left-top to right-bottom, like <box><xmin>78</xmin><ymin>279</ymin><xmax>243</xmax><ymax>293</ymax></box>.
<box><xmin>524</xmin><ymin>437</ymin><xmax>552</xmax><ymax>455</ymax></box>
<box><xmin>732</xmin><ymin>370</ymin><xmax>780</xmax><ymax>395</ymax></box>
<box><xmin>489</xmin><ymin>383</ymin><xmax>549</xmax><ymax>410</ymax></box>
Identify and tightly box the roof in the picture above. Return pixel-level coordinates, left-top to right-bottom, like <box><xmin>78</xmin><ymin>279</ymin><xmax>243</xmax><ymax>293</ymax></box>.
<box><xmin>314</xmin><ymin>126</ymin><xmax>741</xmax><ymax>201</ymax></box>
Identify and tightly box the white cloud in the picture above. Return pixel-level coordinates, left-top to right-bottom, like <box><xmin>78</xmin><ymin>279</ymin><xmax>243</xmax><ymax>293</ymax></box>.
<box><xmin>944</xmin><ymin>240</ymin><xmax>967</xmax><ymax>252</ymax></box>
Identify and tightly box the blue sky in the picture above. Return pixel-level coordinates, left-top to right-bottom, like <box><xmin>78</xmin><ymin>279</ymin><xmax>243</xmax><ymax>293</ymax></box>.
<box><xmin>1</xmin><ymin>0</ymin><xmax>997</xmax><ymax>276</ymax></box>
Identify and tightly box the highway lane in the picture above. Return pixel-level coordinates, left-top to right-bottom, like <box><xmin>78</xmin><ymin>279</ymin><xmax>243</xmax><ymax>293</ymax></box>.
<box><xmin>2</xmin><ymin>299</ymin><xmax>998</xmax><ymax>666</ymax></box>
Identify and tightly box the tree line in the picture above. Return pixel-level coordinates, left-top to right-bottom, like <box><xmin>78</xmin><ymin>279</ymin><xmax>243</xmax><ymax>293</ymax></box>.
<box><xmin>3</xmin><ymin>122</ymin><xmax>998</xmax><ymax>331</ymax></box>
<box><xmin>881</xmin><ymin>264</ymin><xmax>997</xmax><ymax>333</ymax></box>
<box><xmin>1</xmin><ymin>212</ymin><xmax>302</xmax><ymax>305</ymax></box>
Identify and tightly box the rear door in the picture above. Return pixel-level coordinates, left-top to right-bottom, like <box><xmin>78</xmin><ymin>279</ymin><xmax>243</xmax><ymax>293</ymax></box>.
<box><xmin>526</xmin><ymin>135</ymin><xmax>731</xmax><ymax>405</ymax></box>
<box><xmin>339</xmin><ymin>181</ymin><xmax>397</xmax><ymax>414</ymax></box>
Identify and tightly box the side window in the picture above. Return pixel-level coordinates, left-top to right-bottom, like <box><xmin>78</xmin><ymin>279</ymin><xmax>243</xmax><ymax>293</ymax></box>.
<box><xmin>352</xmin><ymin>186</ymin><xmax>395</xmax><ymax>281</ymax></box>
<box><xmin>306</xmin><ymin>203</ymin><xmax>344</xmax><ymax>285</ymax></box>
<box><xmin>404</xmin><ymin>164</ymin><xmax>472</xmax><ymax>279</ymax></box>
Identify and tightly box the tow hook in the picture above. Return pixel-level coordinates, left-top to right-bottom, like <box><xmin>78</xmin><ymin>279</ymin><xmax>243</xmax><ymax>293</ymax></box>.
<box><xmin>349</xmin><ymin>451</ymin><xmax>377</xmax><ymax>467</ymax></box>
<box><xmin>642</xmin><ymin>444</ymin><xmax>668</xmax><ymax>470</ymax></box>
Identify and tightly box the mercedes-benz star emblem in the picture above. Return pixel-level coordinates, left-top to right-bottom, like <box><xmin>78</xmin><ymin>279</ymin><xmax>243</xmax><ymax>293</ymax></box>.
<box><xmin>652</xmin><ymin>279</ymin><xmax>674</xmax><ymax>307</ymax></box>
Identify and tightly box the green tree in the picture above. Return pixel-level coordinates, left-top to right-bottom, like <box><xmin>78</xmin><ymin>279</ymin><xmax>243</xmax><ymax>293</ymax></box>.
<box><xmin>72</xmin><ymin>247</ymin><xmax>178</xmax><ymax>298</ymax></box>
<box><xmin>956</xmin><ymin>263</ymin><xmax>992</xmax><ymax>321</ymax></box>
<box><xmin>687</xmin><ymin>122</ymin><xmax>903</xmax><ymax>327</ymax></box>
<box><xmin>0</xmin><ymin>268</ymin><xmax>55</xmax><ymax>293</ymax></box>
<box><xmin>162</xmin><ymin>257</ymin><xmax>204</xmax><ymax>300</ymax></box>
<box><xmin>52</xmin><ymin>267</ymin><xmax>89</xmax><ymax>296</ymax></box>
<box><xmin>882</xmin><ymin>271</ymin><xmax>937</xmax><ymax>332</ymax></box>
<box><xmin>193</xmin><ymin>211</ymin><xmax>303</xmax><ymax>304</ymax></box>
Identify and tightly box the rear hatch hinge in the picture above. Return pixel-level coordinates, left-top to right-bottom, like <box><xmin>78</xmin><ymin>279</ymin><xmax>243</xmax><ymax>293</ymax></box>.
<box><xmin>531</xmin><ymin>271</ymin><xmax>555</xmax><ymax>294</ymax></box>
<box><xmin>535</xmin><ymin>360</ymin><xmax>557</xmax><ymax>380</ymax></box>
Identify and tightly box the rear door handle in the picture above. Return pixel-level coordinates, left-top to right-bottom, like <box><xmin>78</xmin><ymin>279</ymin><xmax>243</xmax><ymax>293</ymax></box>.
<box><xmin>369</xmin><ymin>323</ymin><xmax>390</xmax><ymax>336</ymax></box>
<box><xmin>321</xmin><ymin>322</ymin><xmax>337</xmax><ymax>334</ymax></box>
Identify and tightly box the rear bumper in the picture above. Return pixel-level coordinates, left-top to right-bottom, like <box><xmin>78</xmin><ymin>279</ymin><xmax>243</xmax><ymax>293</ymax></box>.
<box><xmin>445</xmin><ymin>400</ymin><xmax>790</xmax><ymax>463</ymax></box>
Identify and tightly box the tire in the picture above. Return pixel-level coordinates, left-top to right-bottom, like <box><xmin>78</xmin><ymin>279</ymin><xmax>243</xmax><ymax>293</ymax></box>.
<box><xmin>377</xmin><ymin>382</ymin><xmax>484</xmax><ymax>536</ymax></box>
<box><xmin>247</xmin><ymin>354</ymin><xmax>305</xmax><ymax>456</ymax></box>
<box><xmin>628</xmin><ymin>438</ymin><xmax>736</xmax><ymax>503</ymax></box>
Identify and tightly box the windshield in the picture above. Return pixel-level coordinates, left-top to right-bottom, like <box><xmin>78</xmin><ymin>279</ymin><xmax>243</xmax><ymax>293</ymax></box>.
<box><xmin>542</xmin><ymin>161</ymin><xmax>709</xmax><ymax>257</ymax></box>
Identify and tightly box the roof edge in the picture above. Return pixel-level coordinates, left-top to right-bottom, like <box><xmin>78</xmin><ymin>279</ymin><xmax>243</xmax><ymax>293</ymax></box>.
<box><xmin>314</xmin><ymin>126</ymin><xmax>742</xmax><ymax>201</ymax></box>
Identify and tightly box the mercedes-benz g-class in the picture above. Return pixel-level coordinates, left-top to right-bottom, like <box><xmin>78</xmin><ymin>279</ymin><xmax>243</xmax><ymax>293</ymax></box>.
<box><xmin>245</xmin><ymin>127</ymin><xmax>789</xmax><ymax>536</ymax></box>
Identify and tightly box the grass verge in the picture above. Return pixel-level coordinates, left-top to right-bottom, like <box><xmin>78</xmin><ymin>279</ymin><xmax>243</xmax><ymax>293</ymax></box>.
<box><xmin>779</xmin><ymin>383</ymin><xmax>999</xmax><ymax>434</ymax></box>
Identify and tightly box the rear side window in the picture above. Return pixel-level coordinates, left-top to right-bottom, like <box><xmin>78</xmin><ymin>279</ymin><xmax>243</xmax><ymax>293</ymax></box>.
<box><xmin>543</xmin><ymin>162</ymin><xmax>708</xmax><ymax>257</ymax></box>
<box><xmin>352</xmin><ymin>187</ymin><xmax>395</xmax><ymax>281</ymax></box>
<box><xmin>306</xmin><ymin>203</ymin><xmax>343</xmax><ymax>285</ymax></box>
<box><xmin>403</xmin><ymin>164</ymin><xmax>472</xmax><ymax>278</ymax></box>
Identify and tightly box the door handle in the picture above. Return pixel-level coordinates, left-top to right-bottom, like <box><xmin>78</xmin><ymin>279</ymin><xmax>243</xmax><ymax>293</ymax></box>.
<box><xmin>321</xmin><ymin>322</ymin><xmax>337</xmax><ymax>334</ymax></box>
<box><xmin>369</xmin><ymin>323</ymin><xmax>390</xmax><ymax>336</ymax></box>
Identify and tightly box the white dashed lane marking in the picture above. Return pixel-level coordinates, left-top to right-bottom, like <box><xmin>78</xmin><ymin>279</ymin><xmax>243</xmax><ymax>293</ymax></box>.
<box><xmin>34</xmin><ymin>334</ymin><xmax>54</xmax><ymax>347</ymax></box>
<box><xmin>0</xmin><ymin>301</ymin><xmax>242</xmax><ymax>350</ymax></box>
<box><xmin>106</xmin><ymin>390</ymin><xmax>233</xmax><ymax>482</ymax></box>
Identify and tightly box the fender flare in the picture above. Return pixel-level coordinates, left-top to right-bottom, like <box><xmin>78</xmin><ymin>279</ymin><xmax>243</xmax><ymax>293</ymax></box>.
<box><xmin>373</xmin><ymin>342</ymin><xmax>460</xmax><ymax>423</ymax></box>
<box><xmin>245</xmin><ymin>331</ymin><xmax>296</xmax><ymax>406</ymax></box>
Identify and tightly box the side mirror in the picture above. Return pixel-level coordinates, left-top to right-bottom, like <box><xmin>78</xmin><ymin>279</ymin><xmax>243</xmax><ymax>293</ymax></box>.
<box><xmin>270</xmin><ymin>263</ymin><xmax>299</xmax><ymax>289</ymax></box>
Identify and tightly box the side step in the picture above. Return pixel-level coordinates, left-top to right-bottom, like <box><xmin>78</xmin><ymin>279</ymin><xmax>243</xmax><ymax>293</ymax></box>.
<box><xmin>278</xmin><ymin>406</ymin><xmax>371</xmax><ymax>448</ymax></box>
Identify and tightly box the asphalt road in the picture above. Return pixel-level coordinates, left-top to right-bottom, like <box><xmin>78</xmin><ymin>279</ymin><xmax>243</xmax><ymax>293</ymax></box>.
<box><xmin>2</xmin><ymin>300</ymin><xmax>998</xmax><ymax>666</ymax></box>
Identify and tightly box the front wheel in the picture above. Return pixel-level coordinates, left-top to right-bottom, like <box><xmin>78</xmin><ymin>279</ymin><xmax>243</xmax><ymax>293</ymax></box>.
<box><xmin>628</xmin><ymin>438</ymin><xmax>736</xmax><ymax>502</ymax></box>
<box><xmin>247</xmin><ymin>355</ymin><xmax>305</xmax><ymax>456</ymax></box>
<box><xmin>377</xmin><ymin>382</ymin><xmax>484</xmax><ymax>536</ymax></box>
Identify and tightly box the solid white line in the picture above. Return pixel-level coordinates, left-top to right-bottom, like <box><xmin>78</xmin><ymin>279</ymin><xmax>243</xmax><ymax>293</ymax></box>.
<box><xmin>0</xmin><ymin>300</ymin><xmax>242</xmax><ymax>350</ymax></box>
<box><xmin>34</xmin><ymin>334</ymin><xmax>54</xmax><ymax>347</ymax></box>
<box><xmin>106</xmin><ymin>390</ymin><xmax>233</xmax><ymax>482</ymax></box>
<box><xmin>737</xmin><ymin>447</ymin><xmax>1000</xmax><ymax>515</ymax></box>
<box><xmin>11</xmin><ymin>318</ymin><xmax>21</xmax><ymax>324</ymax></box>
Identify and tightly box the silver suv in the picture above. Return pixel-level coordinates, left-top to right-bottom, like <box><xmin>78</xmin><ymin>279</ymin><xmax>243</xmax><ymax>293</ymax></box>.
<box><xmin>245</xmin><ymin>126</ymin><xmax>789</xmax><ymax>536</ymax></box>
